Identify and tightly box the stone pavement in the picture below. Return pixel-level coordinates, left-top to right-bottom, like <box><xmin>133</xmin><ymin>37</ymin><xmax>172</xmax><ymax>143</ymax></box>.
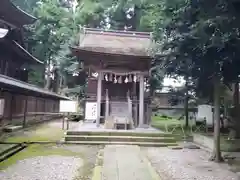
<box><xmin>101</xmin><ymin>145</ymin><xmax>159</xmax><ymax>180</ymax></box>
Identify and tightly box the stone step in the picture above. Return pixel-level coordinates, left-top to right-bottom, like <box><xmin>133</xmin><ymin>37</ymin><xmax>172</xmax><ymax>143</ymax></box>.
<box><xmin>3</xmin><ymin>125</ymin><xmax>22</xmax><ymax>132</ymax></box>
<box><xmin>0</xmin><ymin>144</ymin><xmax>27</xmax><ymax>162</ymax></box>
<box><xmin>66</xmin><ymin>131</ymin><xmax>175</xmax><ymax>137</ymax></box>
<box><xmin>64</xmin><ymin>141</ymin><xmax>178</xmax><ymax>147</ymax></box>
<box><xmin>65</xmin><ymin>135</ymin><xmax>176</xmax><ymax>143</ymax></box>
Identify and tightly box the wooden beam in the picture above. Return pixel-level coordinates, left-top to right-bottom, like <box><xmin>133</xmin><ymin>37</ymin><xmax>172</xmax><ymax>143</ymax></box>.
<box><xmin>99</xmin><ymin>69</ymin><xmax>149</xmax><ymax>76</ymax></box>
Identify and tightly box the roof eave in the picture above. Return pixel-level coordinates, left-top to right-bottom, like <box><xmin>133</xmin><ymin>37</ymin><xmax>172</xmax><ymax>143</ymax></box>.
<box><xmin>70</xmin><ymin>46</ymin><xmax>152</xmax><ymax>59</ymax></box>
<box><xmin>0</xmin><ymin>0</ymin><xmax>37</xmax><ymax>28</ymax></box>
<box><xmin>0</xmin><ymin>74</ymin><xmax>70</xmax><ymax>100</ymax></box>
<box><xmin>13</xmin><ymin>40</ymin><xmax>43</xmax><ymax>64</ymax></box>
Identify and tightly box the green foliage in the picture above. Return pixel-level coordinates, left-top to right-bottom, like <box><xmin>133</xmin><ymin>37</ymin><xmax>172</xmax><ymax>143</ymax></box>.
<box><xmin>11</xmin><ymin>0</ymin><xmax>39</xmax><ymax>14</ymax></box>
<box><xmin>151</xmin><ymin>0</ymin><xmax>240</xmax><ymax>102</ymax></box>
<box><xmin>14</xmin><ymin>0</ymin><xmax>166</xmax><ymax>95</ymax></box>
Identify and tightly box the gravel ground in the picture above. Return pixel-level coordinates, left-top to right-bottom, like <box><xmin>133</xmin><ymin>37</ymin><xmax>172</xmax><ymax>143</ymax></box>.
<box><xmin>0</xmin><ymin>155</ymin><xmax>82</xmax><ymax>180</ymax></box>
<box><xmin>61</xmin><ymin>145</ymin><xmax>102</xmax><ymax>180</ymax></box>
<box><xmin>0</xmin><ymin>145</ymin><xmax>101</xmax><ymax>180</ymax></box>
<box><xmin>142</xmin><ymin>147</ymin><xmax>240</xmax><ymax>180</ymax></box>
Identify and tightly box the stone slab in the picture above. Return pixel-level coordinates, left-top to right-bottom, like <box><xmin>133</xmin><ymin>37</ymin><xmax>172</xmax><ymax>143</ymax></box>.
<box><xmin>3</xmin><ymin>125</ymin><xmax>22</xmax><ymax>132</ymax></box>
<box><xmin>101</xmin><ymin>145</ymin><xmax>159</xmax><ymax>180</ymax></box>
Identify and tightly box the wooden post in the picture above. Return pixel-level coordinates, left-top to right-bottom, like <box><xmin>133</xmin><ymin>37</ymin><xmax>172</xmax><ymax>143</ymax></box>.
<box><xmin>35</xmin><ymin>97</ymin><xmax>38</xmax><ymax>119</ymax></box>
<box><xmin>62</xmin><ymin>114</ymin><xmax>65</xmax><ymax>130</ymax></box>
<box><xmin>105</xmin><ymin>89</ymin><xmax>109</xmax><ymax>119</ymax></box>
<box><xmin>96</xmin><ymin>72</ymin><xmax>103</xmax><ymax>127</ymax></box>
<box><xmin>9</xmin><ymin>94</ymin><xmax>14</xmax><ymax>122</ymax></box>
<box><xmin>67</xmin><ymin>112</ymin><xmax>69</xmax><ymax>130</ymax></box>
<box><xmin>139</xmin><ymin>74</ymin><xmax>144</xmax><ymax>127</ymax></box>
<box><xmin>133</xmin><ymin>81</ymin><xmax>138</xmax><ymax>126</ymax></box>
<box><xmin>23</xmin><ymin>96</ymin><xmax>28</xmax><ymax>128</ymax></box>
<box><xmin>43</xmin><ymin>99</ymin><xmax>46</xmax><ymax>121</ymax></box>
<box><xmin>127</xmin><ymin>91</ymin><xmax>133</xmax><ymax>128</ymax></box>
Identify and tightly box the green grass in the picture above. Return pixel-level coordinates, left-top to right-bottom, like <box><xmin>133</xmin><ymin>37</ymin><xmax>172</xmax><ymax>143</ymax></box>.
<box><xmin>151</xmin><ymin>115</ymin><xmax>193</xmax><ymax>137</ymax></box>
<box><xmin>0</xmin><ymin>123</ymin><xmax>74</xmax><ymax>169</ymax></box>
<box><xmin>2</xmin><ymin>124</ymin><xmax>65</xmax><ymax>143</ymax></box>
<box><xmin>0</xmin><ymin>144</ymin><xmax>83</xmax><ymax>170</ymax></box>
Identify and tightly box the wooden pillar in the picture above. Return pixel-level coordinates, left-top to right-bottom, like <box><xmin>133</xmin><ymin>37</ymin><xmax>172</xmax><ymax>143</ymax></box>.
<box><xmin>105</xmin><ymin>89</ymin><xmax>109</xmax><ymax>119</ymax></box>
<box><xmin>127</xmin><ymin>91</ymin><xmax>133</xmax><ymax>128</ymax></box>
<box><xmin>96</xmin><ymin>72</ymin><xmax>103</xmax><ymax>127</ymax></box>
<box><xmin>42</xmin><ymin>98</ymin><xmax>46</xmax><ymax>121</ymax></box>
<box><xmin>9</xmin><ymin>94</ymin><xmax>14</xmax><ymax>122</ymax></box>
<box><xmin>23</xmin><ymin>96</ymin><xmax>28</xmax><ymax>128</ymax></box>
<box><xmin>133</xmin><ymin>81</ymin><xmax>137</xmax><ymax>126</ymax></box>
<box><xmin>35</xmin><ymin>97</ymin><xmax>38</xmax><ymax>119</ymax></box>
<box><xmin>139</xmin><ymin>74</ymin><xmax>144</xmax><ymax>127</ymax></box>
<box><xmin>148</xmin><ymin>99</ymin><xmax>152</xmax><ymax>125</ymax></box>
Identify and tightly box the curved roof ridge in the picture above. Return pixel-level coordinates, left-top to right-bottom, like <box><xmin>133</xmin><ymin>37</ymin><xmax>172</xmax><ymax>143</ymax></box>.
<box><xmin>81</xmin><ymin>27</ymin><xmax>151</xmax><ymax>38</ymax></box>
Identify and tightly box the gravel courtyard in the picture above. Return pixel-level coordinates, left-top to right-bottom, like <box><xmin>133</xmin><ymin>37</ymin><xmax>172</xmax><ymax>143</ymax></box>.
<box><xmin>0</xmin><ymin>156</ymin><xmax>81</xmax><ymax>180</ymax></box>
<box><xmin>0</xmin><ymin>144</ymin><xmax>101</xmax><ymax>180</ymax></box>
<box><xmin>1</xmin><ymin>121</ymin><xmax>240</xmax><ymax>180</ymax></box>
<box><xmin>142</xmin><ymin>147</ymin><xmax>240</xmax><ymax>180</ymax></box>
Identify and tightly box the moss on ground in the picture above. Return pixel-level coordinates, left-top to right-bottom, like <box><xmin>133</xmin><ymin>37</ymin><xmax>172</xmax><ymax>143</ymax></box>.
<box><xmin>73</xmin><ymin>146</ymin><xmax>104</xmax><ymax>180</ymax></box>
<box><xmin>0</xmin><ymin>144</ymin><xmax>83</xmax><ymax>170</ymax></box>
<box><xmin>3</xmin><ymin>124</ymin><xmax>65</xmax><ymax>143</ymax></box>
<box><xmin>0</xmin><ymin>122</ymin><xmax>73</xmax><ymax>170</ymax></box>
<box><xmin>0</xmin><ymin>121</ymin><xmax>102</xmax><ymax>180</ymax></box>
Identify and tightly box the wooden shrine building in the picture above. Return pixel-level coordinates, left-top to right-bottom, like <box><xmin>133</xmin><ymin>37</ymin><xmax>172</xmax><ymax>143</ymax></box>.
<box><xmin>0</xmin><ymin>0</ymin><xmax>69</xmax><ymax>130</ymax></box>
<box><xmin>72</xmin><ymin>28</ymin><xmax>152</xmax><ymax>129</ymax></box>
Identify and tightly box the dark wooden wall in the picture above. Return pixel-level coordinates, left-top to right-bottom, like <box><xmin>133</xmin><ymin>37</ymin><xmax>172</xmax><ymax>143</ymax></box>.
<box><xmin>0</xmin><ymin>43</ymin><xmax>28</xmax><ymax>82</ymax></box>
<box><xmin>1</xmin><ymin>91</ymin><xmax>61</xmax><ymax>127</ymax></box>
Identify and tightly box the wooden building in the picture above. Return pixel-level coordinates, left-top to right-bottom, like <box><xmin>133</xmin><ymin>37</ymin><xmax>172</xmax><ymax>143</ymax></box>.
<box><xmin>0</xmin><ymin>0</ymin><xmax>69</xmax><ymax>129</ymax></box>
<box><xmin>72</xmin><ymin>28</ymin><xmax>152</xmax><ymax>129</ymax></box>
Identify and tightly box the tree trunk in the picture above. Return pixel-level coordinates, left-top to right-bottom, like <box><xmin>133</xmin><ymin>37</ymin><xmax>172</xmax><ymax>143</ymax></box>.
<box><xmin>229</xmin><ymin>82</ymin><xmax>240</xmax><ymax>138</ymax></box>
<box><xmin>44</xmin><ymin>72</ymin><xmax>51</xmax><ymax>90</ymax></box>
<box><xmin>184</xmin><ymin>78</ymin><xmax>189</xmax><ymax>127</ymax></box>
<box><xmin>52</xmin><ymin>68</ymin><xmax>60</xmax><ymax>93</ymax></box>
<box><xmin>44</xmin><ymin>59</ymin><xmax>51</xmax><ymax>90</ymax></box>
<box><xmin>209</xmin><ymin>75</ymin><xmax>223</xmax><ymax>162</ymax></box>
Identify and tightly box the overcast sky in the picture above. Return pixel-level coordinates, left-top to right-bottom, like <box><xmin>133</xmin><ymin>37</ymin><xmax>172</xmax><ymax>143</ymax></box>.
<box><xmin>163</xmin><ymin>77</ymin><xmax>185</xmax><ymax>87</ymax></box>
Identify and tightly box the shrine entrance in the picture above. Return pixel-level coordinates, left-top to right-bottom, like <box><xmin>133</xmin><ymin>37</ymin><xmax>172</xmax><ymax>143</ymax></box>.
<box><xmin>72</xmin><ymin>28</ymin><xmax>152</xmax><ymax>129</ymax></box>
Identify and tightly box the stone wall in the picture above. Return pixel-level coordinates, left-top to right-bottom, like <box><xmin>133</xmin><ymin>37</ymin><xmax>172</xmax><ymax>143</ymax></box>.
<box><xmin>193</xmin><ymin>133</ymin><xmax>240</xmax><ymax>152</ymax></box>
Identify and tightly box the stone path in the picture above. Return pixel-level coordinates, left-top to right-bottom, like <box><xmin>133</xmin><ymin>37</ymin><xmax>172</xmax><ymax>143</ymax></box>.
<box><xmin>101</xmin><ymin>145</ymin><xmax>158</xmax><ymax>180</ymax></box>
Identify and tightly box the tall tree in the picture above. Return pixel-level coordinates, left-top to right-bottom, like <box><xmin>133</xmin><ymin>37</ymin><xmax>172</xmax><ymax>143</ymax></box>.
<box><xmin>152</xmin><ymin>0</ymin><xmax>240</xmax><ymax>162</ymax></box>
